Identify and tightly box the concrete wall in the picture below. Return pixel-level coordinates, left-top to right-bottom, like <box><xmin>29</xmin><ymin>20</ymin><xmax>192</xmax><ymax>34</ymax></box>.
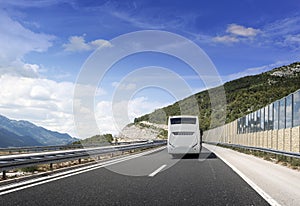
<box><xmin>203</xmin><ymin>120</ymin><xmax>300</xmax><ymax>153</ymax></box>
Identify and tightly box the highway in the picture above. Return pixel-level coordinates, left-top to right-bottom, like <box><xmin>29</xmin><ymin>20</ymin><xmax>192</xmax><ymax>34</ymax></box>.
<box><xmin>0</xmin><ymin>147</ymin><xmax>269</xmax><ymax>206</ymax></box>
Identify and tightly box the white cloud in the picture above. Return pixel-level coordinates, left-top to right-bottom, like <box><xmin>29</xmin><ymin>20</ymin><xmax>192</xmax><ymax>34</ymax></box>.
<box><xmin>213</xmin><ymin>24</ymin><xmax>260</xmax><ymax>44</ymax></box>
<box><xmin>283</xmin><ymin>34</ymin><xmax>300</xmax><ymax>48</ymax></box>
<box><xmin>30</xmin><ymin>85</ymin><xmax>52</xmax><ymax>100</ymax></box>
<box><xmin>95</xmin><ymin>97</ymin><xmax>170</xmax><ymax>136</ymax></box>
<box><xmin>213</xmin><ymin>35</ymin><xmax>239</xmax><ymax>43</ymax></box>
<box><xmin>226</xmin><ymin>24</ymin><xmax>260</xmax><ymax>37</ymax></box>
<box><xmin>90</xmin><ymin>39</ymin><xmax>112</xmax><ymax>48</ymax></box>
<box><xmin>0</xmin><ymin>74</ymin><xmax>109</xmax><ymax>138</ymax></box>
<box><xmin>0</xmin><ymin>74</ymin><xmax>169</xmax><ymax>138</ymax></box>
<box><xmin>212</xmin><ymin>17</ymin><xmax>300</xmax><ymax>49</ymax></box>
<box><xmin>0</xmin><ymin>75</ymin><xmax>75</xmax><ymax>135</ymax></box>
<box><xmin>63</xmin><ymin>36</ymin><xmax>90</xmax><ymax>51</ymax></box>
<box><xmin>263</xmin><ymin>16</ymin><xmax>300</xmax><ymax>37</ymax></box>
<box><xmin>63</xmin><ymin>35</ymin><xmax>112</xmax><ymax>52</ymax></box>
<box><xmin>0</xmin><ymin>11</ymin><xmax>54</xmax><ymax>77</ymax></box>
<box><xmin>256</xmin><ymin>16</ymin><xmax>300</xmax><ymax>49</ymax></box>
<box><xmin>128</xmin><ymin>97</ymin><xmax>169</xmax><ymax>119</ymax></box>
<box><xmin>23</xmin><ymin>63</ymin><xmax>40</xmax><ymax>74</ymax></box>
<box><xmin>112</xmin><ymin>81</ymin><xmax>137</xmax><ymax>90</ymax></box>
<box><xmin>0</xmin><ymin>61</ymin><xmax>41</xmax><ymax>78</ymax></box>
<box><xmin>74</xmin><ymin>84</ymin><xmax>106</xmax><ymax>98</ymax></box>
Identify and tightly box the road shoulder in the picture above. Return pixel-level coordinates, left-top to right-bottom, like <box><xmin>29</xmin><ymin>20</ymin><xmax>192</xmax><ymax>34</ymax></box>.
<box><xmin>204</xmin><ymin>143</ymin><xmax>300</xmax><ymax>206</ymax></box>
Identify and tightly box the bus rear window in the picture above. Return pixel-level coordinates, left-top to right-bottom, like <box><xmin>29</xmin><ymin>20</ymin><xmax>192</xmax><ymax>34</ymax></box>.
<box><xmin>170</xmin><ymin>118</ymin><xmax>196</xmax><ymax>125</ymax></box>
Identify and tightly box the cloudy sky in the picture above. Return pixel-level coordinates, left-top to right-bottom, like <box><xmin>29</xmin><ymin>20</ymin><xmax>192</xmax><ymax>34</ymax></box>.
<box><xmin>0</xmin><ymin>0</ymin><xmax>300</xmax><ymax>138</ymax></box>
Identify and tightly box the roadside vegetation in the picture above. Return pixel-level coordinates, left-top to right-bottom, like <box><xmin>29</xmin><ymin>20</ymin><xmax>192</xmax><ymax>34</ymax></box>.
<box><xmin>72</xmin><ymin>134</ymin><xmax>114</xmax><ymax>145</ymax></box>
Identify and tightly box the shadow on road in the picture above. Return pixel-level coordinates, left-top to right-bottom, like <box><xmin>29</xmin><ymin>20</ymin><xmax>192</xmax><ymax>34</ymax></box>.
<box><xmin>171</xmin><ymin>152</ymin><xmax>217</xmax><ymax>160</ymax></box>
<box><xmin>199</xmin><ymin>152</ymin><xmax>217</xmax><ymax>159</ymax></box>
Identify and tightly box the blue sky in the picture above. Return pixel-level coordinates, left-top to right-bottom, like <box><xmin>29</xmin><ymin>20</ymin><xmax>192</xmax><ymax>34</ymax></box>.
<box><xmin>0</xmin><ymin>0</ymin><xmax>300</xmax><ymax>138</ymax></box>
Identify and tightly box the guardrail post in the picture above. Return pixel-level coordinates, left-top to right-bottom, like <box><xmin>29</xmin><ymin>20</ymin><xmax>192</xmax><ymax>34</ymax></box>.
<box><xmin>2</xmin><ymin>170</ymin><xmax>6</xmax><ymax>180</ymax></box>
<box><xmin>50</xmin><ymin>163</ymin><xmax>53</xmax><ymax>170</ymax></box>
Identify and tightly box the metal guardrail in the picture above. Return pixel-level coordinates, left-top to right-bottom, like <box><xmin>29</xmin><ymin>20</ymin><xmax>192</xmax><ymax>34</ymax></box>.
<box><xmin>0</xmin><ymin>140</ymin><xmax>166</xmax><ymax>175</ymax></box>
<box><xmin>204</xmin><ymin>141</ymin><xmax>300</xmax><ymax>159</ymax></box>
<box><xmin>0</xmin><ymin>140</ymin><xmax>150</xmax><ymax>154</ymax></box>
<box><xmin>0</xmin><ymin>145</ymin><xmax>83</xmax><ymax>154</ymax></box>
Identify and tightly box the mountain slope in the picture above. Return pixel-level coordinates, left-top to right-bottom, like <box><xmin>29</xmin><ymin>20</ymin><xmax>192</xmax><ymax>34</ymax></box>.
<box><xmin>134</xmin><ymin>62</ymin><xmax>300</xmax><ymax>130</ymax></box>
<box><xmin>0</xmin><ymin>129</ymin><xmax>42</xmax><ymax>148</ymax></box>
<box><xmin>0</xmin><ymin>115</ymin><xmax>76</xmax><ymax>147</ymax></box>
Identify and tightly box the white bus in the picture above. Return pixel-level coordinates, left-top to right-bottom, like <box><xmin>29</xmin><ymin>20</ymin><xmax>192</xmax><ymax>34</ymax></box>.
<box><xmin>167</xmin><ymin>115</ymin><xmax>202</xmax><ymax>157</ymax></box>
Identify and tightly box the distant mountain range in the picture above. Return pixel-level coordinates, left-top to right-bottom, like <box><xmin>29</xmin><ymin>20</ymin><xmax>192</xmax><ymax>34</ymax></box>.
<box><xmin>135</xmin><ymin>62</ymin><xmax>300</xmax><ymax>130</ymax></box>
<box><xmin>0</xmin><ymin>115</ymin><xmax>76</xmax><ymax>148</ymax></box>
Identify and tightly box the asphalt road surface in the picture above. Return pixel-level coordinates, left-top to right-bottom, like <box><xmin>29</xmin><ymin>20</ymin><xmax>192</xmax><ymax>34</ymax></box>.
<box><xmin>0</xmin><ymin>147</ymin><xmax>269</xmax><ymax>206</ymax></box>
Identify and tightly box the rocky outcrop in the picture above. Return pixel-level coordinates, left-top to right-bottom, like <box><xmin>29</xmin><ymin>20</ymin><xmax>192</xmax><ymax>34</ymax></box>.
<box><xmin>117</xmin><ymin>121</ymin><xmax>167</xmax><ymax>142</ymax></box>
<box><xmin>270</xmin><ymin>62</ymin><xmax>300</xmax><ymax>77</ymax></box>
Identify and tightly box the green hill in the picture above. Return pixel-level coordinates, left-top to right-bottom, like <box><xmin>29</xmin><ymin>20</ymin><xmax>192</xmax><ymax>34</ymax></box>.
<box><xmin>72</xmin><ymin>134</ymin><xmax>113</xmax><ymax>146</ymax></box>
<box><xmin>134</xmin><ymin>62</ymin><xmax>300</xmax><ymax>131</ymax></box>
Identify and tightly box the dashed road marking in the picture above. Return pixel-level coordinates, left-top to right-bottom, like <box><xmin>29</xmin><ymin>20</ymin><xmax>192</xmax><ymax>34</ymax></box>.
<box><xmin>149</xmin><ymin>164</ymin><xmax>167</xmax><ymax>177</ymax></box>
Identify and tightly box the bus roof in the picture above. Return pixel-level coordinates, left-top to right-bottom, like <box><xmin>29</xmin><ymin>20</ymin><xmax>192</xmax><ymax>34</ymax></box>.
<box><xmin>169</xmin><ymin>115</ymin><xmax>198</xmax><ymax>119</ymax></box>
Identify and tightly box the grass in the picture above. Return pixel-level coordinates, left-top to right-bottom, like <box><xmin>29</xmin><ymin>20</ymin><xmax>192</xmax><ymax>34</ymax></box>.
<box><xmin>19</xmin><ymin>166</ymin><xmax>39</xmax><ymax>173</ymax></box>
<box><xmin>157</xmin><ymin>129</ymin><xmax>168</xmax><ymax>139</ymax></box>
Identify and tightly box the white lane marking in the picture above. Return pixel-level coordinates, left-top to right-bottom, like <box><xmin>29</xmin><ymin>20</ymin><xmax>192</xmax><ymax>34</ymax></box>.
<box><xmin>0</xmin><ymin>146</ymin><xmax>166</xmax><ymax>195</ymax></box>
<box><xmin>148</xmin><ymin>164</ymin><xmax>167</xmax><ymax>177</ymax></box>
<box><xmin>215</xmin><ymin>152</ymin><xmax>281</xmax><ymax>206</ymax></box>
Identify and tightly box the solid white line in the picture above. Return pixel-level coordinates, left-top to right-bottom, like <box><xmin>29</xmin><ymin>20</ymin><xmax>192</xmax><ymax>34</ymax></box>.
<box><xmin>0</xmin><ymin>146</ymin><xmax>166</xmax><ymax>195</ymax></box>
<box><xmin>148</xmin><ymin>164</ymin><xmax>167</xmax><ymax>177</ymax></box>
<box><xmin>215</xmin><ymin>153</ymin><xmax>281</xmax><ymax>206</ymax></box>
